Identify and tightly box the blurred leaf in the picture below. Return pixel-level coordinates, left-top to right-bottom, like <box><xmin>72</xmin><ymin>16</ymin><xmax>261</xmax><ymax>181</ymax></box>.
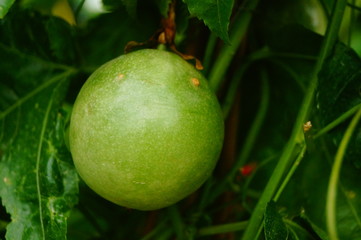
<box><xmin>300</xmin><ymin>214</ymin><xmax>329</xmax><ymax>240</ymax></box>
<box><xmin>269</xmin><ymin>27</ymin><xmax>361</xmax><ymax>240</ymax></box>
<box><xmin>182</xmin><ymin>0</ymin><xmax>233</xmax><ymax>42</ymax></box>
<box><xmin>0</xmin><ymin>0</ymin><xmax>15</xmax><ymax>18</ymax></box>
<box><xmin>286</xmin><ymin>219</ymin><xmax>319</xmax><ymax>240</ymax></box>
<box><xmin>152</xmin><ymin>0</ymin><xmax>171</xmax><ymax>17</ymax></box>
<box><xmin>67</xmin><ymin>208</ymin><xmax>102</xmax><ymax>240</ymax></box>
<box><xmin>317</xmin><ymin>44</ymin><xmax>361</xmax><ymax>125</ymax></box>
<box><xmin>246</xmin><ymin>26</ymin><xmax>321</xmax><ymax>190</ymax></box>
<box><xmin>255</xmin><ymin>0</ymin><xmax>327</xmax><ymax>38</ymax></box>
<box><xmin>258</xmin><ymin>26</ymin><xmax>321</xmax><ymax>214</ymax></box>
<box><xmin>78</xmin><ymin>4</ymin><xmax>160</xmax><ymax>68</ymax></box>
<box><xmin>45</xmin><ymin>17</ymin><xmax>77</xmax><ymax>64</ymax></box>
<box><xmin>21</xmin><ymin>0</ymin><xmax>57</xmax><ymax>11</ymax></box>
<box><xmin>103</xmin><ymin>0</ymin><xmax>173</xmax><ymax>18</ymax></box>
<box><xmin>174</xmin><ymin>0</ymin><xmax>190</xmax><ymax>45</ymax></box>
<box><xmin>316</xmin><ymin>44</ymin><xmax>361</xmax><ymax>167</ymax></box>
<box><xmin>264</xmin><ymin>201</ymin><xmax>288</xmax><ymax>240</ymax></box>
<box><xmin>0</xmin><ymin>8</ymin><xmax>78</xmax><ymax>239</ymax></box>
<box><xmin>297</xmin><ymin>152</ymin><xmax>361</xmax><ymax>240</ymax></box>
<box><xmin>121</xmin><ymin>0</ymin><xmax>137</xmax><ymax>17</ymax></box>
<box><xmin>103</xmin><ymin>0</ymin><xmax>137</xmax><ymax>17</ymax></box>
<box><xmin>0</xmin><ymin>8</ymin><xmax>77</xmax><ymax>65</ymax></box>
<box><xmin>266</xmin><ymin>24</ymin><xmax>323</xmax><ymax>57</ymax></box>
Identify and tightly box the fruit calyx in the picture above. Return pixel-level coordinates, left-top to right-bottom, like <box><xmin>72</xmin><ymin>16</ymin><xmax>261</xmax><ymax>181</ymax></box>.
<box><xmin>124</xmin><ymin>0</ymin><xmax>203</xmax><ymax>70</ymax></box>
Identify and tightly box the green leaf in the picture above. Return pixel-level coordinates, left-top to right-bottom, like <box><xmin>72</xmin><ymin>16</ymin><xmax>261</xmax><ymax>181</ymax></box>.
<box><xmin>0</xmin><ymin>50</ymin><xmax>78</xmax><ymax>239</ymax></box>
<box><xmin>102</xmin><ymin>0</ymin><xmax>137</xmax><ymax>17</ymax></box>
<box><xmin>245</xmin><ymin>25</ymin><xmax>320</xmax><ymax>179</ymax></box>
<box><xmin>121</xmin><ymin>0</ymin><xmax>137</xmax><ymax>17</ymax></box>
<box><xmin>20</xmin><ymin>0</ymin><xmax>57</xmax><ymax>9</ymax></box>
<box><xmin>266</xmin><ymin>24</ymin><xmax>322</xmax><ymax>57</ymax></box>
<box><xmin>152</xmin><ymin>0</ymin><xmax>171</xmax><ymax>17</ymax></box>
<box><xmin>78</xmin><ymin>4</ymin><xmax>160</xmax><ymax>68</ymax></box>
<box><xmin>256</xmin><ymin>0</ymin><xmax>327</xmax><ymax>38</ymax></box>
<box><xmin>0</xmin><ymin>80</ymin><xmax>78</xmax><ymax>240</ymax></box>
<box><xmin>297</xmin><ymin>152</ymin><xmax>361</xmax><ymax>240</ymax></box>
<box><xmin>264</xmin><ymin>201</ymin><xmax>288</xmax><ymax>240</ymax></box>
<box><xmin>317</xmin><ymin>44</ymin><xmax>361</xmax><ymax>125</ymax></box>
<box><xmin>0</xmin><ymin>0</ymin><xmax>15</xmax><ymax>18</ymax></box>
<box><xmin>300</xmin><ymin>214</ymin><xmax>329</xmax><ymax>240</ymax></box>
<box><xmin>0</xmin><ymin>9</ymin><xmax>77</xmax><ymax>65</ymax></box>
<box><xmin>0</xmin><ymin>8</ymin><xmax>78</xmax><ymax>239</ymax></box>
<box><xmin>286</xmin><ymin>219</ymin><xmax>318</xmax><ymax>240</ymax></box>
<box><xmin>182</xmin><ymin>0</ymin><xmax>233</xmax><ymax>42</ymax></box>
<box><xmin>45</xmin><ymin>17</ymin><xmax>77</xmax><ymax>64</ymax></box>
<box><xmin>317</xmin><ymin>44</ymin><xmax>361</xmax><ymax>167</ymax></box>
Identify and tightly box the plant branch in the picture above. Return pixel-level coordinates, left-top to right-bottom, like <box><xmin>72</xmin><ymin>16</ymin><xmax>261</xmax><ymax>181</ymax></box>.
<box><xmin>313</xmin><ymin>103</ymin><xmax>361</xmax><ymax>139</ymax></box>
<box><xmin>198</xmin><ymin>221</ymin><xmax>248</xmax><ymax>236</ymax></box>
<box><xmin>224</xmin><ymin>68</ymin><xmax>270</xmax><ymax>177</ymax></box>
<box><xmin>326</xmin><ymin>107</ymin><xmax>361</xmax><ymax>240</ymax></box>
<box><xmin>208</xmin><ymin>0</ymin><xmax>261</xmax><ymax>92</ymax></box>
<box><xmin>241</xmin><ymin>1</ymin><xmax>347</xmax><ymax>239</ymax></box>
<box><xmin>168</xmin><ymin>206</ymin><xmax>185</xmax><ymax>239</ymax></box>
<box><xmin>273</xmin><ymin>144</ymin><xmax>307</xmax><ymax>201</ymax></box>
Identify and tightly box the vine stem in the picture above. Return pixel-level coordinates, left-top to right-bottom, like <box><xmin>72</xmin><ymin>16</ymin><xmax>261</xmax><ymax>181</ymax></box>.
<box><xmin>273</xmin><ymin>144</ymin><xmax>307</xmax><ymax>201</ymax></box>
<box><xmin>198</xmin><ymin>221</ymin><xmax>248</xmax><ymax>236</ymax></box>
<box><xmin>224</xmin><ymin>68</ymin><xmax>270</xmax><ymax>178</ymax></box>
<box><xmin>313</xmin><ymin>103</ymin><xmax>361</xmax><ymax>139</ymax></box>
<box><xmin>168</xmin><ymin>206</ymin><xmax>185</xmax><ymax>240</ymax></box>
<box><xmin>241</xmin><ymin>1</ymin><xmax>347</xmax><ymax>239</ymax></box>
<box><xmin>326</xmin><ymin>107</ymin><xmax>361</xmax><ymax>240</ymax></box>
<box><xmin>203</xmin><ymin>33</ymin><xmax>218</xmax><ymax>75</ymax></box>
<box><xmin>208</xmin><ymin>0</ymin><xmax>261</xmax><ymax>92</ymax></box>
<box><xmin>207</xmin><ymin>66</ymin><xmax>270</xmax><ymax>204</ymax></box>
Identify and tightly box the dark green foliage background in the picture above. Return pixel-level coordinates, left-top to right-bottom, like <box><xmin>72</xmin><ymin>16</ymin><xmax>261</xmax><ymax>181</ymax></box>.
<box><xmin>0</xmin><ymin>0</ymin><xmax>361</xmax><ymax>239</ymax></box>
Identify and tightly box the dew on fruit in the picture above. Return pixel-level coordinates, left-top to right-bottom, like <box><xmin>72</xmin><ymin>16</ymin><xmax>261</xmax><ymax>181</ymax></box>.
<box><xmin>191</xmin><ymin>78</ymin><xmax>200</xmax><ymax>87</ymax></box>
<box><xmin>133</xmin><ymin>181</ymin><xmax>146</xmax><ymax>185</ymax></box>
<box><xmin>3</xmin><ymin>177</ymin><xmax>10</xmax><ymax>184</ymax></box>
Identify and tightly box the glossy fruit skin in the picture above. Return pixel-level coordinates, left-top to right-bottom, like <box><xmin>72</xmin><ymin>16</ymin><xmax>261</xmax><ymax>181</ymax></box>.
<box><xmin>69</xmin><ymin>49</ymin><xmax>224</xmax><ymax>210</ymax></box>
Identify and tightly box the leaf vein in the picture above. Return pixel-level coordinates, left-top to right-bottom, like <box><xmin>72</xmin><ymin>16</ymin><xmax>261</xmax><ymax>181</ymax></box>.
<box><xmin>36</xmin><ymin>93</ymin><xmax>55</xmax><ymax>240</ymax></box>
<box><xmin>0</xmin><ymin>43</ymin><xmax>75</xmax><ymax>71</ymax></box>
<box><xmin>0</xmin><ymin>70</ymin><xmax>75</xmax><ymax>121</ymax></box>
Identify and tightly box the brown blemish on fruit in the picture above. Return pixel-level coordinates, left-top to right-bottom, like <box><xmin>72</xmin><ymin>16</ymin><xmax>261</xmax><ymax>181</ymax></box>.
<box><xmin>116</xmin><ymin>74</ymin><xmax>125</xmax><ymax>81</ymax></box>
<box><xmin>191</xmin><ymin>78</ymin><xmax>200</xmax><ymax>87</ymax></box>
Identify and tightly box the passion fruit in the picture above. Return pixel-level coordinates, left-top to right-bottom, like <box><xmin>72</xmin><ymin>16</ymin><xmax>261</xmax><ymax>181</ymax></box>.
<box><xmin>69</xmin><ymin>49</ymin><xmax>224</xmax><ymax>210</ymax></box>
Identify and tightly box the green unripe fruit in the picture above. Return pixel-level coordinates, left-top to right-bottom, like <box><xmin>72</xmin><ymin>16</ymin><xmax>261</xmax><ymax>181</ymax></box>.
<box><xmin>69</xmin><ymin>49</ymin><xmax>224</xmax><ymax>210</ymax></box>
